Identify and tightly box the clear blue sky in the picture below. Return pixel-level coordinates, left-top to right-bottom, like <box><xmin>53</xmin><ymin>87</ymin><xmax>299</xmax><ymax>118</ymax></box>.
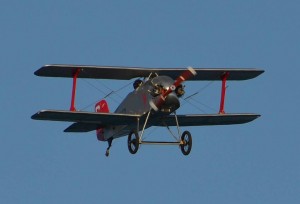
<box><xmin>1</xmin><ymin>1</ymin><xmax>299</xmax><ymax>203</ymax></box>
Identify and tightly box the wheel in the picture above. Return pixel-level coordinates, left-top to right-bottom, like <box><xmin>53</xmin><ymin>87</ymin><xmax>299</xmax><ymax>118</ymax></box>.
<box><xmin>180</xmin><ymin>131</ymin><xmax>192</xmax><ymax>155</ymax></box>
<box><xmin>105</xmin><ymin>149</ymin><xmax>110</xmax><ymax>157</ymax></box>
<box><xmin>128</xmin><ymin>131</ymin><xmax>140</xmax><ymax>154</ymax></box>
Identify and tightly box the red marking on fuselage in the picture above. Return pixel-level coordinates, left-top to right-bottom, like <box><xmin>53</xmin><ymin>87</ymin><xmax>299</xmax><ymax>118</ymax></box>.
<box><xmin>95</xmin><ymin>100</ymin><xmax>109</xmax><ymax>141</ymax></box>
<box><xmin>142</xmin><ymin>94</ymin><xmax>147</xmax><ymax>106</ymax></box>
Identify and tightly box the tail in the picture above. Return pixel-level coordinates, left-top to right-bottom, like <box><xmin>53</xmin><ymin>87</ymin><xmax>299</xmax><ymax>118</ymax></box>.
<box><xmin>95</xmin><ymin>100</ymin><xmax>110</xmax><ymax>141</ymax></box>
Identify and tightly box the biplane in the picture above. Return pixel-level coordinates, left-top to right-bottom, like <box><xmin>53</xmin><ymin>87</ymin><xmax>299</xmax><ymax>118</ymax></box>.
<box><xmin>31</xmin><ymin>65</ymin><xmax>264</xmax><ymax>156</ymax></box>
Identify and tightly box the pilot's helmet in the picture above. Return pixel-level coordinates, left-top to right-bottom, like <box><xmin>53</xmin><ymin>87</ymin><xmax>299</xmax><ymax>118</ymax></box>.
<box><xmin>133</xmin><ymin>79</ymin><xmax>143</xmax><ymax>89</ymax></box>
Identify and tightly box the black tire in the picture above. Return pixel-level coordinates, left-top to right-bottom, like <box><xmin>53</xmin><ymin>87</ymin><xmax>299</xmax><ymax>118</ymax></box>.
<box><xmin>180</xmin><ymin>131</ymin><xmax>192</xmax><ymax>155</ymax></box>
<box><xmin>128</xmin><ymin>131</ymin><xmax>140</xmax><ymax>154</ymax></box>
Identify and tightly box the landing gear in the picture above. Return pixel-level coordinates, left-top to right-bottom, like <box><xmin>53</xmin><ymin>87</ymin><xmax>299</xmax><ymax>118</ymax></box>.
<box><xmin>124</xmin><ymin>111</ymin><xmax>193</xmax><ymax>156</ymax></box>
<box><xmin>128</xmin><ymin>131</ymin><xmax>140</xmax><ymax>154</ymax></box>
<box><xmin>180</xmin><ymin>131</ymin><xmax>192</xmax><ymax>155</ymax></box>
<box><xmin>105</xmin><ymin>137</ymin><xmax>113</xmax><ymax>157</ymax></box>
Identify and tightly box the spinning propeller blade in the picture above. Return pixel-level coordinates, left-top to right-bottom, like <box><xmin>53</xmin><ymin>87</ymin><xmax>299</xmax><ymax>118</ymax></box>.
<box><xmin>150</xmin><ymin>67</ymin><xmax>197</xmax><ymax>111</ymax></box>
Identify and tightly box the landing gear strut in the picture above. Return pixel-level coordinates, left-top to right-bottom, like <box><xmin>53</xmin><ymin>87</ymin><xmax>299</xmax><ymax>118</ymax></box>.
<box><xmin>105</xmin><ymin>137</ymin><xmax>113</xmax><ymax>157</ymax></box>
<box><xmin>126</xmin><ymin>110</ymin><xmax>193</xmax><ymax>156</ymax></box>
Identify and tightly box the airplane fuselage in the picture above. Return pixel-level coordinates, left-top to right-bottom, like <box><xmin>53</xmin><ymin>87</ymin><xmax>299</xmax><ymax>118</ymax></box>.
<box><xmin>100</xmin><ymin>75</ymin><xmax>181</xmax><ymax>140</ymax></box>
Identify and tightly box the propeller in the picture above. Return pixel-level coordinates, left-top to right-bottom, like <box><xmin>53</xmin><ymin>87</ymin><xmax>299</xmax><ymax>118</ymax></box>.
<box><xmin>149</xmin><ymin>66</ymin><xmax>197</xmax><ymax>111</ymax></box>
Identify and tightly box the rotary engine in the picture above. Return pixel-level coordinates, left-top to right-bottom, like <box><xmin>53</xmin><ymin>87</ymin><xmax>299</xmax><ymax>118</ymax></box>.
<box><xmin>149</xmin><ymin>67</ymin><xmax>197</xmax><ymax>112</ymax></box>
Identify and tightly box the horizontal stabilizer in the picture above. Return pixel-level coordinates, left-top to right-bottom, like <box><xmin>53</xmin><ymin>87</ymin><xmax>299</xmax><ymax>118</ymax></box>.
<box><xmin>31</xmin><ymin>110</ymin><xmax>141</xmax><ymax>126</ymax></box>
<box><xmin>152</xmin><ymin>113</ymin><xmax>260</xmax><ymax>127</ymax></box>
<box><xmin>64</xmin><ymin>122</ymin><xmax>100</xmax><ymax>132</ymax></box>
<box><xmin>35</xmin><ymin>65</ymin><xmax>264</xmax><ymax>81</ymax></box>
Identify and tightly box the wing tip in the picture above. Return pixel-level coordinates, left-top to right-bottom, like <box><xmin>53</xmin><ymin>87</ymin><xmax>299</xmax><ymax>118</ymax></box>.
<box><xmin>31</xmin><ymin>111</ymin><xmax>41</xmax><ymax>120</ymax></box>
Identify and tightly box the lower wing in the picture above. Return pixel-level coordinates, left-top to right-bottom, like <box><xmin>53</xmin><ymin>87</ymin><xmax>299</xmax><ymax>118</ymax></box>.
<box><xmin>32</xmin><ymin>110</ymin><xmax>260</xmax><ymax>132</ymax></box>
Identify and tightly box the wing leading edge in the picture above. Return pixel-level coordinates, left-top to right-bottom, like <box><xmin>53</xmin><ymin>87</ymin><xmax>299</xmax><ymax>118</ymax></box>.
<box><xmin>151</xmin><ymin>113</ymin><xmax>260</xmax><ymax>127</ymax></box>
<box><xmin>35</xmin><ymin>64</ymin><xmax>264</xmax><ymax>81</ymax></box>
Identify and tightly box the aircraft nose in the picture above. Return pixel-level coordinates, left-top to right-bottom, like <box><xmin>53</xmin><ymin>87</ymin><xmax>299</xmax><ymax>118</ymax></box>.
<box><xmin>160</xmin><ymin>92</ymin><xmax>180</xmax><ymax>112</ymax></box>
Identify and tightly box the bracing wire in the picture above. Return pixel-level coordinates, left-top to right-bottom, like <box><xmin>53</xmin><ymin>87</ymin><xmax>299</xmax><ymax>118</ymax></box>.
<box><xmin>181</xmin><ymin>99</ymin><xmax>207</xmax><ymax>113</ymax></box>
<box><xmin>183</xmin><ymin>81</ymin><xmax>215</xmax><ymax>101</ymax></box>
<box><xmin>189</xmin><ymin>97</ymin><xmax>217</xmax><ymax>112</ymax></box>
<box><xmin>181</xmin><ymin>81</ymin><xmax>216</xmax><ymax>113</ymax></box>
<box><xmin>80</xmin><ymin>79</ymin><xmax>120</xmax><ymax>104</ymax></box>
<box><xmin>94</xmin><ymin>80</ymin><xmax>132</xmax><ymax>100</ymax></box>
<box><xmin>79</xmin><ymin>79</ymin><xmax>135</xmax><ymax>111</ymax></box>
<box><xmin>81</xmin><ymin>79</ymin><xmax>109</xmax><ymax>96</ymax></box>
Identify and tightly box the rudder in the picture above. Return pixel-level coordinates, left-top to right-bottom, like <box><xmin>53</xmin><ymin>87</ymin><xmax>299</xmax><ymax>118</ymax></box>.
<box><xmin>95</xmin><ymin>100</ymin><xmax>110</xmax><ymax>141</ymax></box>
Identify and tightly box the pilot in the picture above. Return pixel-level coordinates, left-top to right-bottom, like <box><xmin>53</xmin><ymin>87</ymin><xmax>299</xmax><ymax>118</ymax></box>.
<box><xmin>133</xmin><ymin>79</ymin><xmax>143</xmax><ymax>90</ymax></box>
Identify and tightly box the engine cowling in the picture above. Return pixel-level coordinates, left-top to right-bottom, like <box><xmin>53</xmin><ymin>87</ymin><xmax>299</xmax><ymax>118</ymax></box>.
<box><xmin>149</xmin><ymin>67</ymin><xmax>197</xmax><ymax>111</ymax></box>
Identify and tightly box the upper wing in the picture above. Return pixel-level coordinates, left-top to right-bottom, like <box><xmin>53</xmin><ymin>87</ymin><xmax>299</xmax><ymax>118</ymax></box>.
<box><xmin>151</xmin><ymin>113</ymin><xmax>260</xmax><ymax>127</ymax></box>
<box><xmin>31</xmin><ymin>110</ymin><xmax>141</xmax><ymax>126</ymax></box>
<box><xmin>34</xmin><ymin>64</ymin><xmax>264</xmax><ymax>81</ymax></box>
